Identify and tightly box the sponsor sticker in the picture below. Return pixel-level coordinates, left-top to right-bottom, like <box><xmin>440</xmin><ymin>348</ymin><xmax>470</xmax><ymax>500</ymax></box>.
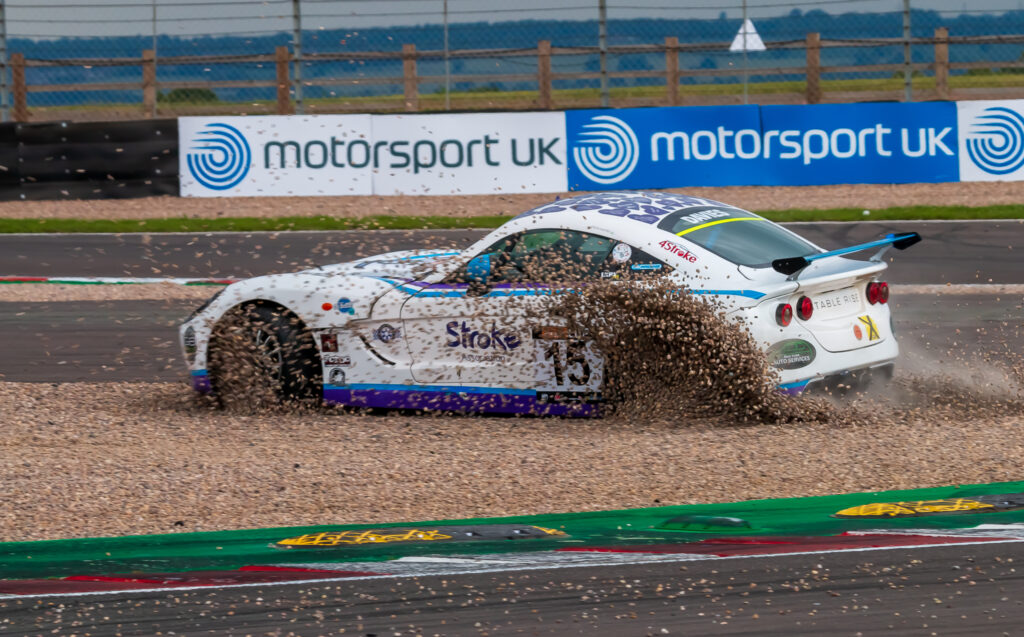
<box><xmin>534</xmin><ymin>325</ymin><xmax>569</xmax><ymax>340</ymax></box>
<box><xmin>858</xmin><ymin>315</ymin><xmax>881</xmax><ymax>341</ymax></box>
<box><xmin>327</xmin><ymin>368</ymin><xmax>347</xmax><ymax>385</ymax></box>
<box><xmin>337</xmin><ymin>298</ymin><xmax>355</xmax><ymax>315</ymax></box>
<box><xmin>375</xmin><ymin>324</ymin><xmax>401</xmax><ymax>342</ymax></box>
<box><xmin>275</xmin><ymin>525</ymin><xmax>565</xmax><ymax>548</ymax></box>
<box><xmin>813</xmin><ymin>287</ymin><xmax>861</xmax><ymax>314</ymax></box>
<box><xmin>610</xmin><ymin>242</ymin><xmax>633</xmax><ymax>263</ymax></box>
<box><xmin>183</xmin><ymin>327</ymin><xmax>197</xmax><ymax>355</ymax></box>
<box><xmin>766</xmin><ymin>339</ymin><xmax>817</xmax><ymax>370</ymax></box>
<box><xmin>323</xmin><ymin>354</ymin><xmax>351</xmax><ymax>366</ymax></box>
<box><xmin>658</xmin><ymin>240</ymin><xmax>698</xmax><ymax>263</ymax></box>
<box><xmin>836</xmin><ymin>499</ymin><xmax>992</xmax><ymax>518</ymax></box>
<box><xmin>446</xmin><ymin>321</ymin><xmax>522</xmax><ymax>351</ymax></box>
<box><xmin>320</xmin><ymin>333</ymin><xmax>338</xmax><ymax>352</ymax></box>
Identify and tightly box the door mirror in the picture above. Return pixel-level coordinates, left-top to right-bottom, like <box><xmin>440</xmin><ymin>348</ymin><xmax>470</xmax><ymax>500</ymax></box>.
<box><xmin>465</xmin><ymin>254</ymin><xmax>491</xmax><ymax>284</ymax></box>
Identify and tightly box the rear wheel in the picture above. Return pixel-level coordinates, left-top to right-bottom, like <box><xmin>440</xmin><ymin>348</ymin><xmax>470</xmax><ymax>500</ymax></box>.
<box><xmin>207</xmin><ymin>303</ymin><xmax>321</xmax><ymax>411</ymax></box>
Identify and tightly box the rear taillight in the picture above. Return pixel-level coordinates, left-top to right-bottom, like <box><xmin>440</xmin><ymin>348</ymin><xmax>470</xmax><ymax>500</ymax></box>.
<box><xmin>867</xmin><ymin>281</ymin><xmax>889</xmax><ymax>305</ymax></box>
<box><xmin>796</xmin><ymin>296</ymin><xmax>813</xmax><ymax>321</ymax></box>
<box><xmin>776</xmin><ymin>303</ymin><xmax>793</xmax><ymax>327</ymax></box>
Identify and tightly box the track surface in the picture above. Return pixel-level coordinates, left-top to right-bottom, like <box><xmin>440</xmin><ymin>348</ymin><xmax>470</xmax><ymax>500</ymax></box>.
<box><xmin>3</xmin><ymin>222</ymin><xmax>1022</xmax><ymax>634</ymax></box>
<box><xmin>2</xmin><ymin>542</ymin><xmax>1021</xmax><ymax>635</ymax></box>
<box><xmin>1</xmin><ymin>220</ymin><xmax>1022</xmax><ymax>283</ymax></box>
<box><xmin>1</xmin><ymin>294</ymin><xmax>1020</xmax><ymax>382</ymax></box>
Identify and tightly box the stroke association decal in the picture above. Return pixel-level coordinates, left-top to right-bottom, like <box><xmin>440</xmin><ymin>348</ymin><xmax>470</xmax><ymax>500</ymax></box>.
<box><xmin>572</xmin><ymin>115</ymin><xmax>640</xmax><ymax>185</ymax></box>
<box><xmin>658</xmin><ymin>240</ymin><xmax>698</xmax><ymax>263</ymax></box>
<box><xmin>446</xmin><ymin>321</ymin><xmax>522</xmax><ymax>351</ymax></box>
<box><xmin>186</xmin><ymin>123</ymin><xmax>252</xmax><ymax>190</ymax></box>
<box><xmin>965</xmin><ymin>106</ymin><xmax>1024</xmax><ymax>175</ymax></box>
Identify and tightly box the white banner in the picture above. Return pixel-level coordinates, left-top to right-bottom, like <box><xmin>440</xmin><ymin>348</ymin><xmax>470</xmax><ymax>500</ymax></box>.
<box><xmin>370</xmin><ymin>112</ymin><xmax>567</xmax><ymax>195</ymax></box>
<box><xmin>179</xmin><ymin>115</ymin><xmax>374</xmax><ymax>197</ymax></box>
<box><xmin>957</xmin><ymin>99</ymin><xmax>1024</xmax><ymax>182</ymax></box>
<box><xmin>179</xmin><ymin>112</ymin><xmax>567</xmax><ymax>197</ymax></box>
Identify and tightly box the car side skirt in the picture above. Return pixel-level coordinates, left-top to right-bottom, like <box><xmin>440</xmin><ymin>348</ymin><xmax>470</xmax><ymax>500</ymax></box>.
<box><xmin>323</xmin><ymin>383</ymin><xmax>599</xmax><ymax>417</ymax></box>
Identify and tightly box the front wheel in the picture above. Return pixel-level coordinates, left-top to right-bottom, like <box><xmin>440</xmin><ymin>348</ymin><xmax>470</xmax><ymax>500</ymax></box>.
<box><xmin>207</xmin><ymin>303</ymin><xmax>321</xmax><ymax>411</ymax></box>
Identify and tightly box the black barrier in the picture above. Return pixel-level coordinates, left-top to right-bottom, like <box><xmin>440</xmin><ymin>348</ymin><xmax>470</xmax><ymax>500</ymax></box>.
<box><xmin>0</xmin><ymin>119</ymin><xmax>178</xmax><ymax>201</ymax></box>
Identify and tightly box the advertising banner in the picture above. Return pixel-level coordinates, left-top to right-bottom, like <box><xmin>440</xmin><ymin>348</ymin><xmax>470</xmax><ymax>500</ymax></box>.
<box><xmin>179</xmin><ymin>115</ymin><xmax>374</xmax><ymax>197</ymax></box>
<box><xmin>758</xmin><ymin>102</ymin><xmax>958</xmax><ymax>185</ymax></box>
<box><xmin>565</xmin><ymin>102</ymin><xmax>959</xmax><ymax>190</ymax></box>
<box><xmin>371</xmin><ymin>112</ymin><xmax>567</xmax><ymax>195</ymax></box>
<box><xmin>178</xmin><ymin>114</ymin><xmax>374</xmax><ymax>198</ymax></box>
<box><xmin>180</xmin><ymin>99</ymin><xmax>1024</xmax><ymax>197</ymax></box>
<box><xmin>180</xmin><ymin>112</ymin><xmax>566</xmax><ymax>197</ymax></box>
<box><xmin>956</xmin><ymin>99</ymin><xmax>1024</xmax><ymax>182</ymax></box>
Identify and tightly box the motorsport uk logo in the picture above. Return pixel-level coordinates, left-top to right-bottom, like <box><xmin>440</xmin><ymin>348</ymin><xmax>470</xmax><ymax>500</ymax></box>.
<box><xmin>572</xmin><ymin>115</ymin><xmax>639</xmax><ymax>185</ymax></box>
<box><xmin>957</xmin><ymin>100</ymin><xmax>1024</xmax><ymax>181</ymax></box>
<box><xmin>185</xmin><ymin>123</ymin><xmax>251</xmax><ymax>190</ymax></box>
<box><xmin>567</xmin><ymin>103</ymin><xmax>961</xmax><ymax>188</ymax></box>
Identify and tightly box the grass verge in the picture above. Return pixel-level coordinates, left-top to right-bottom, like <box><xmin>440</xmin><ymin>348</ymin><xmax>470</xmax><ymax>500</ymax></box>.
<box><xmin>0</xmin><ymin>205</ymin><xmax>1021</xmax><ymax>234</ymax></box>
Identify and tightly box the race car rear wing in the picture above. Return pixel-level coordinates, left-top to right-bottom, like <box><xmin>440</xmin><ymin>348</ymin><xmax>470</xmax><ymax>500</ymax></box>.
<box><xmin>771</xmin><ymin>232</ymin><xmax>922</xmax><ymax>279</ymax></box>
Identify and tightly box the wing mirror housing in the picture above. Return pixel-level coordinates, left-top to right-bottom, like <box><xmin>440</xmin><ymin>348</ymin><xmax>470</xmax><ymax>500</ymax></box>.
<box><xmin>465</xmin><ymin>254</ymin><xmax>491</xmax><ymax>284</ymax></box>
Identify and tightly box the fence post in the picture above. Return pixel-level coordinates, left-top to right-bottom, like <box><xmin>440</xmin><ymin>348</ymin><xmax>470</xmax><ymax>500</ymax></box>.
<box><xmin>665</xmin><ymin>36</ymin><xmax>680</xmax><ymax>106</ymax></box>
<box><xmin>275</xmin><ymin>46</ymin><xmax>293</xmax><ymax>115</ymax></box>
<box><xmin>142</xmin><ymin>49</ymin><xmax>156</xmax><ymax>118</ymax></box>
<box><xmin>805</xmin><ymin>32</ymin><xmax>821</xmax><ymax>105</ymax></box>
<box><xmin>402</xmin><ymin>43</ymin><xmax>418</xmax><ymax>112</ymax></box>
<box><xmin>11</xmin><ymin>52</ymin><xmax>26</xmax><ymax>122</ymax></box>
<box><xmin>934</xmin><ymin>27</ymin><xmax>949</xmax><ymax>100</ymax></box>
<box><xmin>537</xmin><ymin>40</ymin><xmax>552</xmax><ymax>109</ymax></box>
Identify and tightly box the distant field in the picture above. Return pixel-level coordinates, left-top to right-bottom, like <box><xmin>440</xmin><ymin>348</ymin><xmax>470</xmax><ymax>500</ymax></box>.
<box><xmin>25</xmin><ymin>73</ymin><xmax>1024</xmax><ymax>120</ymax></box>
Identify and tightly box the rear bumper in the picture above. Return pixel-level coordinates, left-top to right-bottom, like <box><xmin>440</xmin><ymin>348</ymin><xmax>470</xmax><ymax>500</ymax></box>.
<box><xmin>778</xmin><ymin>362</ymin><xmax>895</xmax><ymax>396</ymax></box>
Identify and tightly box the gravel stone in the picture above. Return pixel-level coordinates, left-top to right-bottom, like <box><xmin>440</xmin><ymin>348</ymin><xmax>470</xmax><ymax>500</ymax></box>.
<box><xmin>0</xmin><ymin>379</ymin><xmax>1020</xmax><ymax>542</ymax></box>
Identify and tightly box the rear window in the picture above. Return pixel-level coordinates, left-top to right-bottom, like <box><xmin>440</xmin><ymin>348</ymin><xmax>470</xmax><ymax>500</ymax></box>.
<box><xmin>657</xmin><ymin>206</ymin><xmax>819</xmax><ymax>268</ymax></box>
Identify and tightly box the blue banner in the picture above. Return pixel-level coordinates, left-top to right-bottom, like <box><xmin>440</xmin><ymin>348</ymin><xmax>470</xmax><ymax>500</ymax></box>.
<box><xmin>566</xmin><ymin>102</ymin><xmax>959</xmax><ymax>190</ymax></box>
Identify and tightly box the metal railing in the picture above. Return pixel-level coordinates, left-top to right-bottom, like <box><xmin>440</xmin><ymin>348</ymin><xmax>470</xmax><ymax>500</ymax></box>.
<box><xmin>9</xmin><ymin>29</ymin><xmax>1024</xmax><ymax>121</ymax></box>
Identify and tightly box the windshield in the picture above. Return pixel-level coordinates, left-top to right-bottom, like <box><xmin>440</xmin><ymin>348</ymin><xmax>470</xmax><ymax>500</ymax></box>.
<box><xmin>657</xmin><ymin>206</ymin><xmax>819</xmax><ymax>268</ymax></box>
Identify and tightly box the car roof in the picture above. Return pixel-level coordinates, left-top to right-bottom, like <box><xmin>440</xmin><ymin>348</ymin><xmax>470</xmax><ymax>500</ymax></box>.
<box><xmin>520</xmin><ymin>192</ymin><xmax>745</xmax><ymax>229</ymax></box>
<box><xmin>509</xmin><ymin>191</ymin><xmax>750</xmax><ymax>242</ymax></box>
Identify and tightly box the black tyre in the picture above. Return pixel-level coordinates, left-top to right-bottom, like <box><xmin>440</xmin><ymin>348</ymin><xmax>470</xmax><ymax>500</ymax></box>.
<box><xmin>207</xmin><ymin>303</ymin><xmax>321</xmax><ymax>411</ymax></box>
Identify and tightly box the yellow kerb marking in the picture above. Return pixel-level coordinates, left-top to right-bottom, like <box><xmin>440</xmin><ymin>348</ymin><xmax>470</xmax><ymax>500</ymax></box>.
<box><xmin>676</xmin><ymin>217</ymin><xmax>762</xmax><ymax>237</ymax></box>
<box><xmin>835</xmin><ymin>499</ymin><xmax>994</xmax><ymax>518</ymax></box>
<box><xmin>277</xmin><ymin>529</ymin><xmax>454</xmax><ymax>547</ymax></box>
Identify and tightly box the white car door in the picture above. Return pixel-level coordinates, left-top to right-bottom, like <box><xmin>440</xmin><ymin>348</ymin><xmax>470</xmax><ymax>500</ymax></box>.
<box><xmin>399</xmin><ymin>229</ymin><xmax>658</xmax><ymax>397</ymax></box>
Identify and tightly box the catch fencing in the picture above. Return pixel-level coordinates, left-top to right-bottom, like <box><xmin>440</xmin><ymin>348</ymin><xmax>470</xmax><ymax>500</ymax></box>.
<box><xmin>3</xmin><ymin>1</ymin><xmax>1024</xmax><ymax>122</ymax></box>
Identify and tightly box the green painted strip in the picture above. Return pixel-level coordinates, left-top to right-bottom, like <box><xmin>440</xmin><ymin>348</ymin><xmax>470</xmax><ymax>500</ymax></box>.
<box><xmin>3</xmin><ymin>480</ymin><xmax>1024</xmax><ymax>580</ymax></box>
<box><xmin>0</xmin><ymin>206</ymin><xmax>1022</xmax><ymax>235</ymax></box>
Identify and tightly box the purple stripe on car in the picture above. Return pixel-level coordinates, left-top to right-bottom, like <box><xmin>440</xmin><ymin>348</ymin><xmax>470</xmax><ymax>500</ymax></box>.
<box><xmin>323</xmin><ymin>386</ymin><xmax>598</xmax><ymax>417</ymax></box>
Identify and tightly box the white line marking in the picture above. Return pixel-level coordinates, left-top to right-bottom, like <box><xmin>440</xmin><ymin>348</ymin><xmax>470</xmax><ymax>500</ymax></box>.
<box><xmin>4</xmin><ymin>538</ymin><xmax>1019</xmax><ymax>601</ymax></box>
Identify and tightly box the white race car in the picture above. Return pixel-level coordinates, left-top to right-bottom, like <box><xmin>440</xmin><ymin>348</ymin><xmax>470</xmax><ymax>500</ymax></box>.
<box><xmin>180</xmin><ymin>192</ymin><xmax>919</xmax><ymax>416</ymax></box>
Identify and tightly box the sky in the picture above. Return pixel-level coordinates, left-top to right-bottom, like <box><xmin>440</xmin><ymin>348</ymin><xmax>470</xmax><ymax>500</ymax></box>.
<box><xmin>4</xmin><ymin>0</ymin><xmax>1023</xmax><ymax>39</ymax></box>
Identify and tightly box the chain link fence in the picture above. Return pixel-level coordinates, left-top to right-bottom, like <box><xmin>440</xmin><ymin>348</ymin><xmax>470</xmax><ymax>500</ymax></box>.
<box><xmin>3</xmin><ymin>0</ymin><xmax>1024</xmax><ymax>122</ymax></box>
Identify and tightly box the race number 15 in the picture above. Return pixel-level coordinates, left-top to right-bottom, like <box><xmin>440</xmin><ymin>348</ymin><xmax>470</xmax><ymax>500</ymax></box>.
<box><xmin>543</xmin><ymin>340</ymin><xmax>591</xmax><ymax>387</ymax></box>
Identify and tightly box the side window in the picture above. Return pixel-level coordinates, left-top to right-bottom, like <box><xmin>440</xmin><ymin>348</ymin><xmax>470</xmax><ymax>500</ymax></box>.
<box><xmin>448</xmin><ymin>229</ymin><xmax>619</xmax><ymax>285</ymax></box>
<box><xmin>597</xmin><ymin>244</ymin><xmax>669</xmax><ymax>280</ymax></box>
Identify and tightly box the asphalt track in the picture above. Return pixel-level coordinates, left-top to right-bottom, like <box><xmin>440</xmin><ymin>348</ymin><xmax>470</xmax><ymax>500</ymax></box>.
<box><xmin>2</xmin><ymin>542</ymin><xmax>1021</xmax><ymax>635</ymax></box>
<box><xmin>1</xmin><ymin>293</ymin><xmax>1020</xmax><ymax>383</ymax></box>
<box><xmin>1</xmin><ymin>220</ymin><xmax>1023</xmax><ymax>283</ymax></box>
